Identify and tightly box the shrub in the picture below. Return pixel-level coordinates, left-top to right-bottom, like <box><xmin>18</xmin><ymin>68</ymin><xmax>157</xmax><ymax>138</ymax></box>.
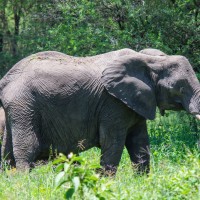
<box><xmin>53</xmin><ymin>153</ymin><xmax>114</xmax><ymax>200</ymax></box>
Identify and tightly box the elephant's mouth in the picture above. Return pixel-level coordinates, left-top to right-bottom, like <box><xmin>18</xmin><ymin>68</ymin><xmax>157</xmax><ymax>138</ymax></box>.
<box><xmin>158</xmin><ymin>101</ymin><xmax>184</xmax><ymax>116</ymax></box>
<box><xmin>173</xmin><ymin>102</ymin><xmax>184</xmax><ymax>110</ymax></box>
<box><xmin>160</xmin><ymin>102</ymin><xmax>184</xmax><ymax>111</ymax></box>
<box><xmin>159</xmin><ymin>103</ymin><xmax>200</xmax><ymax>120</ymax></box>
<box><xmin>176</xmin><ymin>101</ymin><xmax>200</xmax><ymax>121</ymax></box>
<box><xmin>174</xmin><ymin>101</ymin><xmax>200</xmax><ymax>120</ymax></box>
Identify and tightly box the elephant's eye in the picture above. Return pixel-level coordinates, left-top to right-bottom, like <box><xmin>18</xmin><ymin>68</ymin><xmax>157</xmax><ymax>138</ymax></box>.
<box><xmin>180</xmin><ymin>87</ymin><xmax>184</xmax><ymax>94</ymax></box>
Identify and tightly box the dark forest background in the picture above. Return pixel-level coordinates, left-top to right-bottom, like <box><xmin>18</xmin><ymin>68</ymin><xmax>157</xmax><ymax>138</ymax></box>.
<box><xmin>0</xmin><ymin>0</ymin><xmax>199</xmax><ymax>77</ymax></box>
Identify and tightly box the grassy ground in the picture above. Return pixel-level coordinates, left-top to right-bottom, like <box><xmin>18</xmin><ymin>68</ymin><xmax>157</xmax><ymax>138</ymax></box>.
<box><xmin>0</xmin><ymin>111</ymin><xmax>199</xmax><ymax>200</ymax></box>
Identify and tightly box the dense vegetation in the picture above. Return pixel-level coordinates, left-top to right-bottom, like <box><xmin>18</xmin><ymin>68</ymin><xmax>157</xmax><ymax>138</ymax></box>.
<box><xmin>0</xmin><ymin>0</ymin><xmax>200</xmax><ymax>199</ymax></box>
<box><xmin>0</xmin><ymin>0</ymin><xmax>200</xmax><ymax>76</ymax></box>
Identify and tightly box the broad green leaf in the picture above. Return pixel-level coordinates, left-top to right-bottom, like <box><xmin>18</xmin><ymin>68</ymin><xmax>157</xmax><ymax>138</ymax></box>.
<box><xmin>55</xmin><ymin>171</ymin><xmax>65</xmax><ymax>187</ymax></box>
<box><xmin>65</xmin><ymin>188</ymin><xmax>75</xmax><ymax>199</ymax></box>
<box><xmin>73</xmin><ymin>167</ymin><xmax>84</xmax><ymax>174</ymax></box>
<box><xmin>53</xmin><ymin>154</ymin><xmax>68</xmax><ymax>164</ymax></box>
<box><xmin>53</xmin><ymin>158</ymin><xmax>64</xmax><ymax>165</ymax></box>
<box><xmin>72</xmin><ymin>156</ymin><xmax>85</xmax><ymax>164</ymax></box>
<box><xmin>72</xmin><ymin>176</ymin><xmax>80</xmax><ymax>191</ymax></box>
<box><xmin>89</xmin><ymin>164</ymin><xmax>101</xmax><ymax>169</ymax></box>
<box><xmin>55</xmin><ymin>163</ymin><xmax>64</xmax><ymax>173</ymax></box>
<box><xmin>87</xmin><ymin>175</ymin><xmax>99</xmax><ymax>181</ymax></box>
<box><xmin>64</xmin><ymin>163</ymin><xmax>70</xmax><ymax>172</ymax></box>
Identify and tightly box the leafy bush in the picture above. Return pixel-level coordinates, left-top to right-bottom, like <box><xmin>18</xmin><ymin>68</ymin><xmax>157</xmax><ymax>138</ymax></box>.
<box><xmin>53</xmin><ymin>153</ymin><xmax>114</xmax><ymax>200</ymax></box>
<box><xmin>1</xmin><ymin>0</ymin><xmax>200</xmax><ymax>75</ymax></box>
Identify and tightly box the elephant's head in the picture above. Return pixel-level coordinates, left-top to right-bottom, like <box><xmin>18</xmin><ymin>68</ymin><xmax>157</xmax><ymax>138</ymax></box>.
<box><xmin>101</xmin><ymin>49</ymin><xmax>200</xmax><ymax>120</ymax></box>
<box><xmin>139</xmin><ymin>48</ymin><xmax>167</xmax><ymax>56</ymax></box>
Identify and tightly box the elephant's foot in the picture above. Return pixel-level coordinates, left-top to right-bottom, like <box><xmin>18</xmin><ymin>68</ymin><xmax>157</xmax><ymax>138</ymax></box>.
<box><xmin>132</xmin><ymin>162</ymin><xmax>150</xmax><ymax>175</ymax></box>
<box><xmin>15</xmin><ymin>160</ymin><xmax>31</xmax><ymax>172</ymax></box>
<box><xmin>96</xmin><ymin>165</ymin><xmax>117</xmax><ymax>177</ymax></box>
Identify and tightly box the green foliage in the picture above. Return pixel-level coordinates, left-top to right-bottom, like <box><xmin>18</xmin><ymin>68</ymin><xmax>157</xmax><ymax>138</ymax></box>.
<box><xmin>149</xmin><ymin>111</ymin><xmax>200</xmax><ymax>164</ymax></box>
<box><xmin>0</xmin><ymin>0</ymin><xmax>200</xmax><ymax>76</ymax></box>
<box><xmin>53</xmin><ymin>153</ymin><xmax>114</xmax><ymax>200</ymax></box>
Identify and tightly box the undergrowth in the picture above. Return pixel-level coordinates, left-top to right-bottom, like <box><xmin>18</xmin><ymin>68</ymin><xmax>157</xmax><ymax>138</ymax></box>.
<box><xmin>0</xmin><ymin>111</ymin><xmax>199</xmax><ymax>200</ymax></box>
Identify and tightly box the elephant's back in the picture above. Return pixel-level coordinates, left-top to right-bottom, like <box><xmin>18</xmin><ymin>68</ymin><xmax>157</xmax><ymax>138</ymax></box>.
<box><xmin>31</xmin><ymin>58</ymin><xmax>104</xmax><ymax>104</ymax></box>
<box><xmin>0</xmin><ymin>51</ymin><xmax>72</xmax><ymax>100</ymax></box>
<box><xmin>0</xmin><ymin>48</ymin><xmax>136</xmax><ymax>88</ymax></box>
<box><xmin>0</xmin><ymin>48</ymin><xmax>136</xmax><ymax>103</ymax></box>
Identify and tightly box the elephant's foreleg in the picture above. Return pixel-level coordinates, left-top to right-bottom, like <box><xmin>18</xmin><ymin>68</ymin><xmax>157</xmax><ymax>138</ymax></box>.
<box><xmin>99</xmin><ymin>125</ymin><xmax>126</xmax><ymax>175</ymax></box>
<box><xmin>125</xmin><ymin>120</ymin><xmax>150</xmax><ymax>173</ymax></box>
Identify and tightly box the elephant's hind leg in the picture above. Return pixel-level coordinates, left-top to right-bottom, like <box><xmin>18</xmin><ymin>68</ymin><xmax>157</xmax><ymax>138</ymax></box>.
<box><xmin>1</xmin><ymin>120</ymin><xmax>15</xmax><ymax>168</ymax></box>
<box><xmin>9</xmin><ymin>107</ymin><xmax>41</xmax><ymax>170</ymax></box>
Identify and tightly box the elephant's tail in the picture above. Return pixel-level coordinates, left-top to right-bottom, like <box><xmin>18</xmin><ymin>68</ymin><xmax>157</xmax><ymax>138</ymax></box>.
<box><xmin>0</xmin><ymin>94</ymin><xmax>2</xmax><ymax>108</ymax></box>
<box><xmin>0</xmin><ymin>96</ymin><xmax>2</xmax><ymax>107</ymax></box>
<box><xmin>0</xmin><ymin>95</ymin><xmax>2</xmax><ymax>108</ymax></box>
<box><xmin>0</xmin><ymin>77</ymin><xmax>5</xmax><ymax>107</ymax></box>
<box><xmin>0</xmin><ymin>64</ymin><xmax>15</xmax><ymax>107</ymax></box>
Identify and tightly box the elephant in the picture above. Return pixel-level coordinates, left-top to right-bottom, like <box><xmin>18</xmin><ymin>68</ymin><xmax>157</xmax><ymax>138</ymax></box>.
<box><xmin>0</xmin><ymin>48</ymin><xmax>200</xmax><ymax>173</ymax></box>
<box><xmin>139</xmin><ymin>48</ymin><xmax>166</xmax><ymax>56</ymax></box>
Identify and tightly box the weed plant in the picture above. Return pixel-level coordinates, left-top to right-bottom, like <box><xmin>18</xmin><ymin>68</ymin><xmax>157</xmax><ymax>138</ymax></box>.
<box><xmin>0</xmin><ymin>111</ymin><xmax>199</xmax><ymax>199</ymax></box>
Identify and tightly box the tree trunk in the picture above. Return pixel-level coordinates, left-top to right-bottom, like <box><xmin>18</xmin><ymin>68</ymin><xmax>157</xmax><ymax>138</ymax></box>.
<box><xmin>0</xmin><ymin>0</ymin><xmax>8</xmax><ymax>53</ymax></box>
<box><xmin>193</xmin><ymin>0</ymin><xmax>199</xmax><ymax>27</ymax></box>
<box><xmin>12</xmin><ymin>5</ymin><xmax>21</xmax><ymax>56</ymax></box>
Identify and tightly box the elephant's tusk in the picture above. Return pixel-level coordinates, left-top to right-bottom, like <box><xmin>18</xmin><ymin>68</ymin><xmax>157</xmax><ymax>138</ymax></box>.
<box><xmin>195</xmin><ymin>114</ymin><xmax>200</xmax><ymax>120</ymax></box>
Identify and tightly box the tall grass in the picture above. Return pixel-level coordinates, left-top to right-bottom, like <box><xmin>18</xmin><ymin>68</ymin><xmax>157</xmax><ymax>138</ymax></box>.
<box><xmin>0</xmin><ymin>111</ymin><xmax>199</xmax><ymax>199</ymax></box>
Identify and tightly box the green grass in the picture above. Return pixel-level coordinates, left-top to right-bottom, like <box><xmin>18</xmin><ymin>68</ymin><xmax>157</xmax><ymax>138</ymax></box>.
<box><xmin>0</xmin><ymin>111</ymin><xmax>199</xmax><ymax>200</ymax></box>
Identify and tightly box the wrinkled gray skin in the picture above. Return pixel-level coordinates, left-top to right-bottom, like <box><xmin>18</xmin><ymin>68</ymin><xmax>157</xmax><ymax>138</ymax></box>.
<box><xmin>0</xmin><ymin>107</ymin><xmax>5</xmax><ymax>161</ymax></box>
<box><xmin>0</xmin><ymin>108</ymin><xmax>5</xmax><ymax>136</ymax></box>
<box><xmin>139</xmin><ymin>48</ymin><xmax>167</xmax><ymax>56</ymax></box>
<box><xmin>0</xmin><ymin>48</ymin><xmax>200</xmax><ymax>173</ymax></box>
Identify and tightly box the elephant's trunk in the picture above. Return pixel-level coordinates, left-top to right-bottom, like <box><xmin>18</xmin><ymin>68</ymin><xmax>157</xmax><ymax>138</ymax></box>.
<box><xmin>195</xmin><ymin>114</ymin><xmax>200</xmax><ymax>120</ymax></box>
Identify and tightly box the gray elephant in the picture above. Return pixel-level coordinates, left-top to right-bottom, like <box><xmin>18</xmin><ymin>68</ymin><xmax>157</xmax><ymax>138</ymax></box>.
<box><xmin>0</xmin><ymin>48</ymin><xmax>200</xmax><ymax>173</ymax></box>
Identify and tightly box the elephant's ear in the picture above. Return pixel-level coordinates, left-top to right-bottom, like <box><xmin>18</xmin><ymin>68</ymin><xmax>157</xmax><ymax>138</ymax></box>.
<box><xmin>101</xmin><ymin>57</ymin><xmax>156</xmax><ymax>120</ymax></box>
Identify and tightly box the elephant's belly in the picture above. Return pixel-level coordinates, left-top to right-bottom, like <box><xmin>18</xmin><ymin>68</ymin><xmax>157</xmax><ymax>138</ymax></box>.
<box><xmin>37</xmin><ymin>85</ymin><xmax>103</xmax><ymax>156</ymax></box>
<box><xmin>40</xmin><ymin>109</ymin><xmax>99</xmax><ymax>156</ymax></box>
